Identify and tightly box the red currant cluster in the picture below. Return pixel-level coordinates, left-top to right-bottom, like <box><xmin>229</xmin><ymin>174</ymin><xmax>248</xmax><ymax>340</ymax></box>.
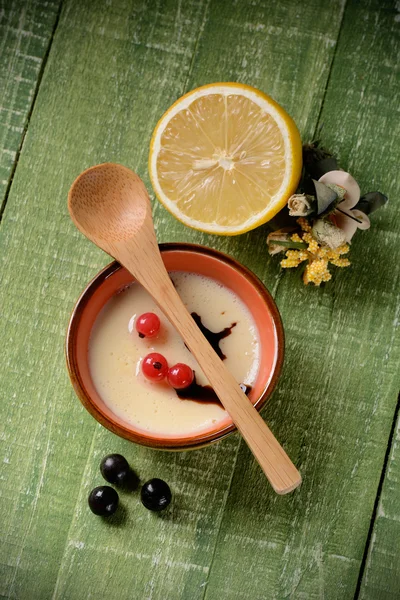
<box><xmin>135</xmin><ymin>312</ymin><xmax>194</xmax><ymax>390</ymax></box>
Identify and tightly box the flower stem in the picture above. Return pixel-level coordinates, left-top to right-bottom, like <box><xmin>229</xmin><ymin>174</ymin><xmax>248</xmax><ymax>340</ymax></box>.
<box><xmin>271</xmin><ymin>240</ymin><xmax>307</xmax><ymax>249</ymax></box>
<box><xmin>336</xmin><ymin>207</ymin><xmax>362</xmax><ymax>224</ymax></box>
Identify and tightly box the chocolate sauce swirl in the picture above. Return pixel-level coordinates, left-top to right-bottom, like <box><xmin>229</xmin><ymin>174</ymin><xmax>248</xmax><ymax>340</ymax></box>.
<box><xmin>176</xmin><ymin>379</ymin><xmax>251</xmax><ymax>406</ymax></box>
<box><xmin>190</xmin><ymin>312</ymin><xmax>236</xmax><ymax>360</ymax></box>
<box><xmin>176</xmin><ymin>312</ymin><xmax>251</xmax><ymax>405</ymax></box>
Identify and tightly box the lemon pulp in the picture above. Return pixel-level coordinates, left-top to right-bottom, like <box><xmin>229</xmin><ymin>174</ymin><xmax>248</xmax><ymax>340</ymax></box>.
<box><xmin>149</xmin><ymin>83</ymin><xmax>302</xmax><ymax>235</ymax></box>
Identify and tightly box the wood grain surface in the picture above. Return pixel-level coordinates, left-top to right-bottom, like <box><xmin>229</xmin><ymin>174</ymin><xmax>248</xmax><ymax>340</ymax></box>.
<box><xmin>360</xmin><ymin>408</ymin><xmax>400</xmax><ymax>600</ymax></box>
<box><xmin>316</xmin><ymin>4</ymin><xmax>400</xmax><ymax>596</ymax></box>
<box><xmin>0</xmin><ymin>0</ymin><xmax>61</xmax><ymax>210</ymax></box>
<box><xmin>0</xmin><ymin>0</ymin><xmax>399</xmax><ymax>599</ymax></box>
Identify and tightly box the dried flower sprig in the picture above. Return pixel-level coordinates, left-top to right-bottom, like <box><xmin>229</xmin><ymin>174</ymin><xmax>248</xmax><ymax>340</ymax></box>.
<box><xmin>274</xmin><ymin>219</ymin><xmax>350</xmax><ymax>286</ymax></box>
<box><xmin>267</xmin><ymin>142</ymin><xmax>388</xmax><ymax>286</ymax></box>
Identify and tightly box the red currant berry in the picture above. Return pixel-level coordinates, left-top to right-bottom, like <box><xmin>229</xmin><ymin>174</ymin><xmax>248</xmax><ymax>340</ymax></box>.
<box><xmin>142</xmin><ymin>353</ymin><xmax>168</xmax><ymax>381</ymax></box>
<box><xmin>167</xmin><ymin>363</ymin><xmax>194</xmax><ymax>389</ymax></box>
<box><xmin>136</xmin><ymin>313</ymin><xmax>160</xmax><ymax>338</ymax></box>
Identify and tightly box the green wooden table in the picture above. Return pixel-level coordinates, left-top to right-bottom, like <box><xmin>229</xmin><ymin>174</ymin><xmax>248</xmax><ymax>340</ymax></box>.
<box><xmin>1</xmin><ymin>1</ymin><xmax>399</xmax><ymax>598</ymax></box>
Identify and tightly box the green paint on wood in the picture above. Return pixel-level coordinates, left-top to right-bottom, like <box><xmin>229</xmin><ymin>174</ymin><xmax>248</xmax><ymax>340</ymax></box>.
<box><xmin>338</xmin><ymin>18</ymin><xmax>400</xmax><ymax>595</ymax></box>
<box><xmin>318</xmin><ymin>4</ymin><xmax>400</xmax><ymax>596</ymax></box>
<box><xmin>0</xmin><ymin>0</ymin><xmax>61</xmax><ymax>209</ymax></box>
<box><xmin>359</xmin><ymin>409</ymin><xmax>400</xmax><ymax>600</ymax></box>
<box><xmin>0</xmin><ymin>0</ymin><xmax>399</xmax><ymax>599</ymax></box>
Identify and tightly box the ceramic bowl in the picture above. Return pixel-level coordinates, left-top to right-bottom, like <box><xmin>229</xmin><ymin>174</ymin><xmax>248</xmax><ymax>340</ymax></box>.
<box><xmin>66</xmin><ymin>243</ymin><xmax>284</xmax><ymax>450</ymax></box>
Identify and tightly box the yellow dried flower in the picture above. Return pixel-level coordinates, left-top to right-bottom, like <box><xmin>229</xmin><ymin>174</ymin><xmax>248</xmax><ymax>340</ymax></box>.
<box><xmin>275</xmin><ymin>221</ymin><xmax>351</xmax><ymax>285</ymax></box>
<box><xmin>303</xmin><ymin>258</ymin><xmax>332</xmax><ymax>286</ymax></box>
<box><xmin>308</xmin><ymin>240</ymin><xmax>319</xmax><ymax>254</ymax></box>
<box><xmin>281</xmin><ymin>251</ymin><xmax>300</xmax><ymax>268</ymax></box>
<box><xmin>297</xmin><ymin>218</ymin><xmax>312</xmax><ymax>232</ymax></box>
<box><xmin>298</xmin><ymin>250</ymin><xmax>309</xmax><ymax>261</ymax></box>
<box><xmin>330</xmin><ymin>257</ymin><xmax>351</xmax><ymax>267</ymax></box>
<box><xmin>291</xmin><ymin>233</ymin><xmax>303</xmax><ymax>243</ymax></box>
<box><xmin>325</xmin><ymin>249</ymin><xmax>340</xmax><ymax>260</ymax></box>
<box><xmin>303</xmin><ymin>259</ymin><xmax>332</xmax><ymax>286</ymax></box>
<box><xmin>317</xmin><ymin>246</ymin><xmax>330</xmax><ymax>259</ymax></box>
<box><xmin>310</xmin><ymin>258</ymin><xmax>328</xmax><ymax>274</ymax></box>
<box><xmin>280</xmin><ymin>249</ymin><xmax>309</xmax><ymax>268</ymax></box>
<box><xmin>281</xmin><ymin>257</ymin><xmax>299</xmax><ymax>268</ymax></box>
<box><xmin>302</xmin><ymin>232</ymin><xmax>318</xmax><ymax>254</ymax></box>
<box><xmin>302</xmin><ymin>233</ymin><xmax>313</xmax><ymax>244</ymax></box>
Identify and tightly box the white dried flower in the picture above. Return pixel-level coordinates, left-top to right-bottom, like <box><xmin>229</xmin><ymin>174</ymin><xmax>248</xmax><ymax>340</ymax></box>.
<box><xmin>288</xmin><ymin>194</ymin><xmax>313</xmax><ymax>217</ymax></box>
<box><xmin>319</xmin><ymin>170</ymin><xmax>370</xmax><ymax>242</ymax></box>
<box><xmin>312</xmin><ymin>219</ymin><xmax>347</xmax><ymax>249</ymax></box>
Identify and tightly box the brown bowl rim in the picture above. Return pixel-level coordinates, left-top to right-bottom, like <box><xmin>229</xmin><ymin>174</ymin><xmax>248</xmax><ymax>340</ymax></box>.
<box><xmin>65</xmin><ymin>242</ymin><xmax>284</xmax><ymax>450</ymax></box>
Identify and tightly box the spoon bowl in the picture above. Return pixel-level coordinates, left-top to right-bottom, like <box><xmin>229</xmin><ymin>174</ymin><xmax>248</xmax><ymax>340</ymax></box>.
<box><xmin>69</xmin><ymin>163</ymin><xmax>149</xmax><ymax>243</ymax></box>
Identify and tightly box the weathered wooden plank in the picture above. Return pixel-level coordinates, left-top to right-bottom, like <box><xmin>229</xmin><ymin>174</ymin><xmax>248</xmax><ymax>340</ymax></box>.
<box><xmin>317</xmin><ymin>3</ymin><xmax>400</xmax><ymax>596</ymax></box>
<box><xmin>0</xmin><ymin>0</ymin><xmax>61</xmax><ymax>210</ymax></box>
<box><xmin>0</xmin><ymin>1</ymin><xmax>212</xmax><ymax>598</ymax></box>
<box><xmin>344</xmin><ymin>15</ymin><xmax>400</xmax><ymax>595</ymax></box>
<box><xmin>0</xmin><ymin>0</ymin><xmax>349</xmax><ymax>599</ymax></box>
<box><xmin>359</xmin><ymin>407</ymin><xmax>400</xmax><ymax>600</ymax></box>
<box><xmin>199</xmin><ymin>0</ymin><xmax>400</xmax><ymax>598</ymax></box>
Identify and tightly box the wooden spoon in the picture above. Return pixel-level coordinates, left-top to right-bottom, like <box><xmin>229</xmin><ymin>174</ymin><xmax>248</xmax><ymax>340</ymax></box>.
<box><xmin>68</xmin><ymin>163</ymin><xmax>301</xmax><ymax>494</ymax></box>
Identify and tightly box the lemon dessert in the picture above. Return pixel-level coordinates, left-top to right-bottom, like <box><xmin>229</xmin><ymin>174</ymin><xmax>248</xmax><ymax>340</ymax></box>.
<box><xmin>89</xmin><ymin>272</ymin><xmax>261</xmax><ymax>436</ymax></box>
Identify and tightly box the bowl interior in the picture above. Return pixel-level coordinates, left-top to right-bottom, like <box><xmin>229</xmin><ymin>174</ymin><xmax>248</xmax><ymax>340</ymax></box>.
<box><xmin>67</xmin><ymin>245</ymin><xmax>283</xmax><ymax>448</ymax></box>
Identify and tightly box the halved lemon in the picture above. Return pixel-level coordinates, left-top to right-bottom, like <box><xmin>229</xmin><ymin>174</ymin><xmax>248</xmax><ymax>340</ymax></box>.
<box><xmin>149</xmin><ymin>83</ymin><xmax>302</xmax><ymax>235</ymax></box>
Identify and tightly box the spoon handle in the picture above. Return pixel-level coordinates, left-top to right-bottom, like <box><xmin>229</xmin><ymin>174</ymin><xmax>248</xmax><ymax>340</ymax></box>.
<box><xmin>163</xmin><ymin>281</ymin><xmax>301</xmax><ymax>494</ymax></box>
<box><xmin>117</xmin><ymin>238</ymin><xmax>301</xmax><ymax>494</ymax></box>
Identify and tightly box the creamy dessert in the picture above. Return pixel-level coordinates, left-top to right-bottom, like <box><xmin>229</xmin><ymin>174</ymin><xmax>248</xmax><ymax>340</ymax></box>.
<box><xmin>89</xmin><ymin>272</ymin><xmax>260</xmax><ymax>436</ymax></box>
